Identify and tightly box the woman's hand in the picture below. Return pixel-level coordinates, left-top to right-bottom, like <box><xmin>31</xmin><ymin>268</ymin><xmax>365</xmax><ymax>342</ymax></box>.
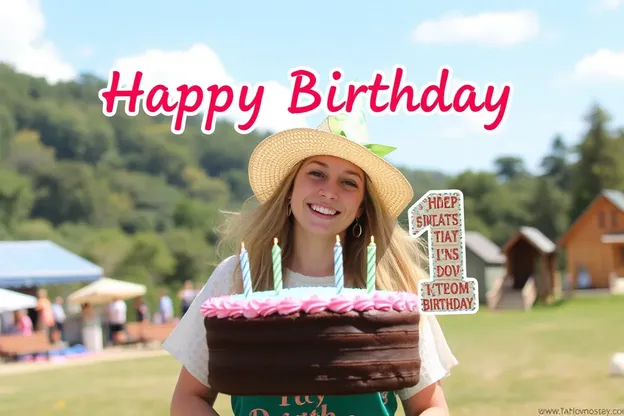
<box><xmin>401</xmin><ymin>382</ymin><xmax>449</xmax><ymax>416</ymax></box>
<box><xmin>170</xmin><ymin>366</ymin><xmax>220</xmax><ymax>416</ymax></box>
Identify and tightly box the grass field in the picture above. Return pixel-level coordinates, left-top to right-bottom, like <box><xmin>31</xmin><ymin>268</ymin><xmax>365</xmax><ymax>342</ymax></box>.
<box><xmin>1</xmin><ymin>296</ymin><xmax>623</xmax><ymax>416</ymax></box>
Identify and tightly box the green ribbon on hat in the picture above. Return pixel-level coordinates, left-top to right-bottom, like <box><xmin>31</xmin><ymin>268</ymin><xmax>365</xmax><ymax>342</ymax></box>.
<box><xmin>362</xmin><ymin>143</ymin><xmax>397</xmax><ymax>157</ymax></box>
<box><xmin>327</xmin><ymin>114</ymin><xmax>397</xmax><ymax>158</ymax></box>
<box><xmin>325</xmin><ymin>82</ymin><xmax>397</xmax><ymax>159</ymax></box>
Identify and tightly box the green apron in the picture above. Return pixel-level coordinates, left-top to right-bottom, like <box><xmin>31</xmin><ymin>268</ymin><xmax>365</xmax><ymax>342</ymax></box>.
<box><xmin>231</xmin><ymin>392</ymin><xmax>399</xmax><ymax>416</ymax></box>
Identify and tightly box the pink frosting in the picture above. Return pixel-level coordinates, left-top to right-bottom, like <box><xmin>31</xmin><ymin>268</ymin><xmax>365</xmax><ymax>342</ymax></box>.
<box><xmin>327</xmin><ymin>296</ymin><xmax>354</xmax><ymax>313</ymax></box>
<box><xmin>219</xmin><ymin>298</ymin><xmax>243</xmax><ymax>318</ymax></box>
<box><xmin>352</xmin><ymin>295</ymin><xmax>375</xmax><ymax>311</ymax></box>
<box><xmin>258</xmin><ymin>297</ymin><xmax>281</xmax><ymax>317</ymax></box>
<box><xmin>301</xmin><ymin>295</ymin><xmax>328</xmax><ymax>314</ymax></box>
<box><xmin>371</xmin><ymin>291</ymin><xmax>394</xmax><ymax>311</ymax></box>
<box><xmin>276</xmin><ymin>297</ymin><xmax>303</xmax><ymax>315</ymax></box>
<box><xmin>200</xmin><ymin>290</ymin><xmax>420</xmax><ymax>319</ymax></box>
<box><xmin>242</xmin><ymin>299</ymin><xmax>262</xmax><ymax>319</ymax></box>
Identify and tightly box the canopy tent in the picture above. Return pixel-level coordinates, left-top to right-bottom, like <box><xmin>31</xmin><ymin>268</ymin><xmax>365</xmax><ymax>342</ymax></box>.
<box><xmin>0</xmin><ymin>288</ymin><xmax>37</xmax><ymax>313</ymax></box>
<box><xmin>67</xmin><ymin>277</ymin><xmax>146</xmax><ymax>305</ymax></box>
<box><xmin>0</xmin><ymin>240</ymin><xmax>103</xmax><ymax>289</ymax></box>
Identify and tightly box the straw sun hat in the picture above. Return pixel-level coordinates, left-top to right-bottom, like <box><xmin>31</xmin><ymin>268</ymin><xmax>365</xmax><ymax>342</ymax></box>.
<box><xmin>248</xmin><ymin>106</ymin><xmax>414</xmax><ymax>219</ymax></box>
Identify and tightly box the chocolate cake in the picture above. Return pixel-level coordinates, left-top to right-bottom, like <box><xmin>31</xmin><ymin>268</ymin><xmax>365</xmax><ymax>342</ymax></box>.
<box><xmin>201</xmin><ymin>287</ymin><xmax>421</xmax><ymax>396</ymax></box>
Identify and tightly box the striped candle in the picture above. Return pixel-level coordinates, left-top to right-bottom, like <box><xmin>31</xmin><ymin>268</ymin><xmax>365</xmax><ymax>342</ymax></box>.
<box><xmin>240</xmin><ymin>242</ymin><xmax>252</xmax><ymax>298</ymax></box>
<box><xmin>334</xmin><ymin>235</ymin><xmax>344</xmax><ymax>294</ymax></box>
<box><xmin>366</xmin><ymin>236</ymin><xmax>376</xmax><ymax>294</ymax></box>
<box><xmin>272</xmin><ymin>238</ymin><xmax>283</xmax><ymax>294</ymax></box>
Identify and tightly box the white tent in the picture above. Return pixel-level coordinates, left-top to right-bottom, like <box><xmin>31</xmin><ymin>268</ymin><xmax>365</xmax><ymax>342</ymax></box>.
<box><xmin>0</xmin><ymin>288</ymin><xmax>38</xmax><ymax>313</ymax></box>
<box><xmin>67</xmin><ymin>277</ymin><xmax>146</xmax><ymax>305</ymax></box>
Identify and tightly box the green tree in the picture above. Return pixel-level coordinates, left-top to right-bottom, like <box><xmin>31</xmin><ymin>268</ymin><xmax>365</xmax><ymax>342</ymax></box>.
<box><xmin>528</xmin><ymin>177</ymin><xmax>570</xmax><ymax>242</ymax></box>
<box><xmin>570</xmin><ymin>105</ymin><xmax>624</xmax><ymax>220</ymax></box>
<box><xmin>540</xmin><ymin>134</ymin><xmax>572</xmax><ymax>191</ymax></box>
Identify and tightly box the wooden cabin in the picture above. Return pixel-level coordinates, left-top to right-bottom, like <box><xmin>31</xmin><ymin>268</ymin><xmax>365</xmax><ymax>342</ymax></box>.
<box><xmin>464</xmin><ymin>231</ymin><xmax>506</xmax><ymax>304</ymax></box>
<box><xmin>503</xmin><ymin>226</ymin><xmax>558</xmax><ymax>301</ymax></box>
<box><xmin>489</xmin><ymin>227</ymin><xmax>558</xmax><ymax>310</ymax></box>
<box><xmin>558</xmin><ymin>189</ymin><xmax>624</xmax><ymax>290</ymax></box>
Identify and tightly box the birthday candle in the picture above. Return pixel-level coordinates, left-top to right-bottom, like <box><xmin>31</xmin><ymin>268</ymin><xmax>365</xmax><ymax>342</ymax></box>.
<box><xmin>366</xmin><ymin>236</ymin><xmax>376</xmax><ymax>294</ymax></box>
<box><xmin>272</xmin><ymin>238</ymin><xmax>283</xmax><ymax>294</ymax></box>
<box><xmin>240</xmin><ymin>242</ymin><xmax>252</xmax><ymax>298</ymax></box>
<box><xmin>334</xmin><ymin>235</ymin><xmax>344</xmax><ymax>294</ymax></box>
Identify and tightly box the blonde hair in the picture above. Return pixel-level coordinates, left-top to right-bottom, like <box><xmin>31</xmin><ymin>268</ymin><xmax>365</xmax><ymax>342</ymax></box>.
<box><xmin>216</xmin><ymin>159</ymin><xmax>429</xmax><ymax>294</ymax></box>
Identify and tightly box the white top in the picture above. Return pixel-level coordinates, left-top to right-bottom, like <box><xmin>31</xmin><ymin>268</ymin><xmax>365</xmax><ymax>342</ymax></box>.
<box><xmin>108</xmin><ymin>300</ymin><xmax>127</xmax><ymax>324</ymax></box>
<box><xmin>52</xmin><ymin>304</ymin><xmax>66</xmax><ymax>323</ymax></box>
<box><xmin>180</xmin><ymin>289</ymin><xmax>197</xmax><ymax>305</ymax></box>
<box><xmin>162</xmin><ymin>255</ymin><xmax>459</xmax><ymax>401</ymax></box>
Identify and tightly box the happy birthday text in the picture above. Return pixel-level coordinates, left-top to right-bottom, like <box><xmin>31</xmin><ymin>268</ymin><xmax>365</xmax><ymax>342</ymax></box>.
<box><xmin>249</xmin><ymin>394</ymin><xmax>342</xmax><ymax>416</ymax></box>
<box><xmin>409</xmin><ymin>190</ymin><xmax>479</xmax><ymax>315</ymax></box>
<box><xmin>97</xmin><ymin>66</ymin><xmax>512</xmax><ymax>135</ymax></box>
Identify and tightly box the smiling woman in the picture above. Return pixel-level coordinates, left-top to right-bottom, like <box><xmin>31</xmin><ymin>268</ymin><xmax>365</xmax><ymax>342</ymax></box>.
<box><xmin>163</xmin><ymin>103</ymin><xmax>458</xmax><ymax>416</ymax></box>
<box><xmin>290</xmin><ymin>156</ymin><xmax>365</xmax><ymax>248</ymax></box>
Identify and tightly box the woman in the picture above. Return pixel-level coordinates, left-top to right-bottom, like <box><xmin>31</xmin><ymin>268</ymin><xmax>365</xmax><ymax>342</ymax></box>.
<box><xmin>81</xmin><ymin>303</ymin><xmax>103</xmax><ymax>352</ymax></box>
<box><xmin>134</xmin><ymin>296</ymin><xmax>149</xmax><ymax>323</ymax></box>
<box><xmin>163</xmin><ymin>110</ymin><xmax>458</xmax><ymax>416</ymax></box>
<box><xmin>14</xmin><ymin>310</ymin><xmax>33</xmax><ymax>336</ymax></box>
<box><xmin>35</xmin><ymin>288</ymin><xmax>55</xmax><ymax>342</ymax></box>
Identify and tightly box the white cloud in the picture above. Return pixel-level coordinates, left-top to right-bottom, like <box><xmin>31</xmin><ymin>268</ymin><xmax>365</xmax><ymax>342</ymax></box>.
<box><xmin>0</xmin><ymin>0</ymin><xmax>75</xmax><ymax>83</ymax></box>
<box><xmin>111</xmin><ymin>45</ymin><xmax>235</xmax><ymax>92</ymax></box>
<box><xmin>411</xmin><ymin>10</ymin><xmax>540</xmax><ymax>47</ymax></box>
<box><xmin>108</xmin><ymin>44</ymin><xmax>309</xmax><ymax>134</ymax></box>
<box><xmin>590</xmin><ymin>0</ymin><xmax>622</xmax><ymax>13</ymax></box>
<box><xmin>569</xmin><ymin>49</ymin><xmax>624</xmax><ymax>83</ymax></box>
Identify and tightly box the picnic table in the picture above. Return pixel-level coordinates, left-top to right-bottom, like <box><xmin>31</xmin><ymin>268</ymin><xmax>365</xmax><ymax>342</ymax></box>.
<box><xmin>124</xmin><ymin>321</ymin><xmax>178</xmax><ymax>345</ymax></box>
<box><xmin>0</xmin><ymin>332</ymin><xmax>63</xmax><ymax>361</ymax></box>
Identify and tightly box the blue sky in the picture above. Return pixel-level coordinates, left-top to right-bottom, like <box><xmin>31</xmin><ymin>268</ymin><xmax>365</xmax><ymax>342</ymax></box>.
<box><xmin>4</xmin><ymin>0</ymin><xmax>623</xmax><ymax>174</ymax></box>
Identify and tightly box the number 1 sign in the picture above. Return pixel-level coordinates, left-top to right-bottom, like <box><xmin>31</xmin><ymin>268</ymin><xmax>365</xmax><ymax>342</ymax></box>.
<box><xmin>408</xmin><ymin>190</ymin><xmax>479</xmax><ymax>315</ymax></box>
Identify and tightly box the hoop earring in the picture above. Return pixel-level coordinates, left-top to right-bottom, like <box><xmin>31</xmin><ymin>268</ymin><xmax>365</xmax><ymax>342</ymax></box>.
<box><xmin>352</xmin><ymin>217</ymin><xmax>362</xmax><ymax>238</ymax></box>
<box><xmin>287</xmin><ymin>203</ymin><xmax>292</xmax><ymax>217</ymax></box>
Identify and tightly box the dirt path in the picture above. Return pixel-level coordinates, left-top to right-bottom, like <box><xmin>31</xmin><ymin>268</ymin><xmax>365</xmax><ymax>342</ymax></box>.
<box><xmin>0</xmin><ymin>347</ymin><xmax>169</xmax><ymax>377</ymax></box>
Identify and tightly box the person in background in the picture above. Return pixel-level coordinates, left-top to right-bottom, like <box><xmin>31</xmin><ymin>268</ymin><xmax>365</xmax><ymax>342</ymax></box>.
<box><xmin>195</xmin><ymin>282</ymin><xmax>204</xmax><ymax>294</ymax></box>
<box><xmin>21</xmin><ymin>287</ymin><xmax>39</xmax><ymax>330</ymax></box>
<box><xmin>134</xmin><ymin>295</ymin><xmax>149</xmax><ymax>323</ymax></box>
<box><xmin>35</xmin><ymin>288</ymin><xmax>55</xmax><ymax>342</ymax></box>
<box><xmin>107</xmin><ymin>297</ymin><xmax>127</xmax><ymax>344</ymax></box>
<box><xmin>52</xmin><ymin>296</ymin><xmax>66</xmax><ymax>342</ymax></box>
<box><xmin>152</xmin><ymin>311</ymin><xmax>163</xmax><ymax>324</ymax></box>
<box><xmin>158</xmin><ymin>289</ymin><xmax>174</xmax><ymax>323</ymax></box>
<box><xmin>14</xmin><ymin>310</ymin><xmax>33</xmax><ymax>336</ymax></box>
<box><xmin>81</xmin><ymin>303</ymin><xmax>103</xmax><ymax>352</ymax></box>
<box><xmin>177</xmin><ymin>281</ymin><xmax>197</xmax><ymax>317</ymax></box>
<box><xmin>0</xmin><ymin>311</ymin><xmax>15</xmax><ymax>334</ymax></box>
